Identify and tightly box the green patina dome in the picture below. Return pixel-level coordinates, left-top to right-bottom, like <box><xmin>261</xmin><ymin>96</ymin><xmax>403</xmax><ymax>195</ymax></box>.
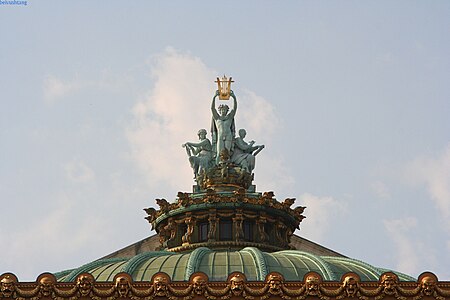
<box><xmin>56</xmin><ymin>247</ymin><xmax>414</xmax><ymax>283</ymax></box>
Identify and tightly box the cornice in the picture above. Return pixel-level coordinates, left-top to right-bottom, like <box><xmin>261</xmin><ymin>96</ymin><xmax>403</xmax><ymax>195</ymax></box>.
<box><xmin>1</xmin><ymin>271</ymin><xmax>449</xmax><ymax>300</ymax></box>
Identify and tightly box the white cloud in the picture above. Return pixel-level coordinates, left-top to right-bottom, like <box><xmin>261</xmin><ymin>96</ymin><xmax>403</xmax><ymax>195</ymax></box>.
<box><xmin>383</xmin><ymin>217</ymin><xmax>421</xmax><ymax>275</ymax></box>
<box><xmin>43</xmin><ymin>70</ymin><xmax>130</xmax><ymax>104</ymax></box>
<box><xmin>404</xmin><ymin>144</ymin><xmax>450</xmax><ymax>230</ymax></box>
<box><xmin>64</xmin><ymin>159</ymin><xmax>95</xmax><ymax>183</ymax></box>
<box><xmin>371</xmin><ymin>180</ymin><xmax>391</xmax><ymax>199</ymax></box>
<box><xmin>126</xmin><ymin>48</ymin><xmax>288</xmax><ymax>191</ymax></box>
<box><xmin>298</xmin><ymin>193</ymin><xmax>347</xmax><ymax>242</ymax></box>
<box><xmin>237</xmin><ymin>89</ymin><xmax>280</xmax><ymax>138</ymax></box>
<box><xmin>43</xmin><ymin>75</ymin><xmax>83</xmax><ymax>103</ymax></box>
<box><xmin>0</xmin><ymin>193</ymin><xmax>110</xmax><ymax>279</ymax></box>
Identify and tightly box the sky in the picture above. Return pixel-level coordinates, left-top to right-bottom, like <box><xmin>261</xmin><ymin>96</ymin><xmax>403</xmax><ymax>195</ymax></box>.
<box><xmin>0</xmin><ymin>1</ymin><xmax>449</xmax><ymax>281</ymax></box>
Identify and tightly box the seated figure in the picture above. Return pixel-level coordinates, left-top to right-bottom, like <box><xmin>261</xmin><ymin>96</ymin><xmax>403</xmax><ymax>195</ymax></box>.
<box><xmin>182</xmin><ymin>129</ymin><xmax>213</xmax><ymax>177</ymax></box>
<box><xmin>231</xmin><ymin>129</ymin><xmax>264</xmax><ymax>173</ymax></box>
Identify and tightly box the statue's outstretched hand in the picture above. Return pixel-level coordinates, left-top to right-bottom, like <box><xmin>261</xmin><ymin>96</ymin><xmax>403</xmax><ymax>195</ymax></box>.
<box><xmin>215</xmin><ymin>90</ymin><xmax>220</xmax><ymax>97</ymax></box>
<box><xmin>230</xmin><ymin>90</ymin><xmax>235</xmax><ymax>97</ymax></box>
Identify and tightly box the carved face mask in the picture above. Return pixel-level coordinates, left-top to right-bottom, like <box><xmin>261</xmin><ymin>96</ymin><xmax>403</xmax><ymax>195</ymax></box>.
<box><xmin>153</xmin><ymin>276</ymin><xmax>168</xmax><ymax>297</ymax></box>
<box><xmin>1</xmin><ymin>277</ymin><xmax>15</xmax><ymax>298</ymax></box>
<box><xmin>192</xmin><ymin>276</ymin><xmax>207</xmax><ymax>295</ymax></box>
<box><xmin>115</xmin><ymin>277</ymin><xmax>130</xmax><ymax>297</ymax></box>
<box><xmin>343</xmin><ymin>276</ymin><xmax>359</xmax><ymax>297</ymax></box>
<box><xmin>77</xmin><ymin>275</ymin><xmax>93</xmax><ymax>297</ymax></box>
<box><xmin>381</xmin><ymin>275</ymin><xmax>397</xmax><ymax>295</ymax></box>
<box><xmin>306</xmin><ymin>275</ymin><xmax>320</xmax><ymax>295</ymax></box>
<box><xmin>39</xmin><ymin>277</ymin><xmax>54</xmax><ymax>297</ymax></box>
<box><xmin>230</xmin><ymin>276</ymin><xmax>245</xmax><ymax>296</ymax></box>
<box><xmin>421</xmin><ymin>277</ymin><xmax>436</xmax><ymax>296</ymax></box>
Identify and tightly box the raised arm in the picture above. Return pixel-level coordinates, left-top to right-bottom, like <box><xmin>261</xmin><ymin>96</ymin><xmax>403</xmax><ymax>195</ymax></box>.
<box><xmin>228</xmin><ymin>90</ymin><xmax>237</xmax><ymax>118</ymax></box>
<box><xmin>211</xmin><ymin>91</ymin><xmax>219</xmax><ymax>119</ymax></box>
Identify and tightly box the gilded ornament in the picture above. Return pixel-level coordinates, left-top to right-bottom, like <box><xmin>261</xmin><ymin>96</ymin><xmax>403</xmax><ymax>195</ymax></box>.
<box><xmin>112</xmin><ymin>276</ymin><xmax>131</xmax><ymax>299</ymax></box>
<box><xmin>182</xmin><ymin>216</ymin><xmax>195</xmax><ymax>244</ymax></box>
<box><xmin>191</xmin><ymin>274</ymin><xmax>208</xmax><ymax>296</ymax></box>
<box><xmin>1</xmin><ymin>276</ymin><xmax>15</xmax><ymax>298</ymax></box>
<box><xmin>305</xmin><ymin>274</ymin><xmax>320</xmax><ymax>296</ymax></box>
<box><xmin>143</xmin><ymin>208</ymin><xmax>157</xmax><ymax>227</ymax></box>
<box><xmin>229</xmin><ymin>274</ymin><xmax>245</xmax><ymax>297</ymax></box>
<box><xmin>152</xmin><ymin>274</ymin><xmax>169</xmax><ymax>297</ymax></box>
<box><xmin>74</xmin><ymin>274</ymin><xmax>96</xmax><ymax>299</ymax></box>
<box><xmin>32</xmin><ymin>275</ymin><xmax>56</xmax><ymax>300</ymax></box>
<box><xmin>295</xmin><ymin>274</ymin><xmax>329</xmax><ymax>300</ymax></box>
<box><xmin>266</xmin><ymin>273</ymin><xmax>283</xmax><ymax>296</ymax></box>
<box><xmin>0</xmin><ymin>275</ymin><xmax>23</xmax><ymax>299</ymax></box>
<box><xmin>333</xmin><ymin>274</ymin><xmax>368</xmax><ymax>300</ymax></box>
<box><xmin>413</xmin><ymin>273</ymin><xmax>448</xmax><ymax>300</ymax></box>
<box><xmin>155</xmin><ymin>199</ymin><xmax>170</xmax><ymax>214</ymax></box>
<box><xmin>374</xmin><ymin>273</ymin><xmax>406</xmax><ymax>300</ymax></box>
<box><xmin>420</xmin><ymin>275</ymin><xmax>437</xmax><ymax>296</ymax></box>
<box><xmin>281</xmin><ymin>198</ymin><xmax>295</xmax><ymax>210</ymax></box>
<box><xmin>215</xmin><ymin>75</ymin><xmax>234</xmax><ymax>100</ymax></box>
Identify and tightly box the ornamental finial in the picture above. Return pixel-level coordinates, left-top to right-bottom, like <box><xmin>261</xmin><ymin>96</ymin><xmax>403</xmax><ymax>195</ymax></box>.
<box><xmin>215</xmin><ymin>75</ymin><xmax>234</xmax><ymax>100</ymax></box>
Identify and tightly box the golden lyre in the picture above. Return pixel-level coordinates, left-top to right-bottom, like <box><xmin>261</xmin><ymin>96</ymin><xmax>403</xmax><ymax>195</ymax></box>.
<box><xmin>215</xmin><ymin>75</ymin><xmax>234</xmax><ymax>100</ymax></box>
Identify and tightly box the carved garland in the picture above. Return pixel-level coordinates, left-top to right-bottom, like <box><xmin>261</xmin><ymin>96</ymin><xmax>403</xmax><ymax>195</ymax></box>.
<box><xmin>1</xmin><ymin>272</ymin><xmax>449</xmax><ymax>300</ymax></box>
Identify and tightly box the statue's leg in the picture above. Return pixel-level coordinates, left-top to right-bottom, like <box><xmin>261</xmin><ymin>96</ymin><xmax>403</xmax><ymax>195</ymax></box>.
<box><xmin>224</xmin><ymin>138</ymin><xmax>232</xmax><ymax>154</ymax></box>
<box><xmin>189</xmin><ymin>157</ymin><xmax>199</xmax><ymax>177</ymax></box>
<box><xmin>216</xmin><ymin>140</ymin><xmax>223</xmax><ymax>165</ymax></box>
<box><xmin>247</xmin><ymin>156</ymin><xmax>255</xmax><ymax>173</ymax></box>
<box><xmin>241</xmin><ymin>160</ymin><xmax>249</xmax><ymax>173</ymax></box>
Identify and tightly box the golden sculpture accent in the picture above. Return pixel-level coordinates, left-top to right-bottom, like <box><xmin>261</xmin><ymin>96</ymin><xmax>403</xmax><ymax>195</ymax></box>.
<box><xmin>0</xmin><ymin>275</ymin><xmax>21</xmax><ymax>299</ymax></box>
<box><xmin>266</xmin><ymin>273</ymin><xmax>283</xmax><ymax>296</ymax></box>
<box><xmin>145</xmin><ymin>190</ymin><xmax>307</xmax><ymax>252</ymax></box>
<box><xmin>215</xmin><ymin>75</ymin><xmax>234</xmax><ymax>100</ymax></box>
<box><xmin>151</xmin><ymin>273</ymin><xmax>170</xmax><ymax>298</ymax></box>
<box><xmin>112</xmin><ymin>276</ymin><xmax>131</xmax><ymax>299</ymax></box>
<box><xmin>229</xmin><ymin>273</ymin><xmax>246</xmax><ymax>297</ymax></box>
<box><xmin>375</xmin><ymin>273</ymin><xmax>406</xmax><ymax>300</ymax></box>
<box><xmin>0</xmin><ymin>271</ymin><xmax>449</xmax><ymax>300</ymax></box>
<box><xmin>76</xmin><ymin>274</ymin><xmax>93</xmax><ymax>297</ymax></box>
<box><xmin>336</xmin><ymin>274</ymin><xmax>367</xmax><ymax>300</ymax></box>
<box><xmin>301</xmin><ymin>274</ymin><xmax>329</xmax><ymax>300</ymax></box>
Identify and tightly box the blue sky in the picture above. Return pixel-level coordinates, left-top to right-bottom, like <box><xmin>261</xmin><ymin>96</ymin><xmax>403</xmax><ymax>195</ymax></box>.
<box><xmin>1</xmin><ymin>1</ymin><xmax>449</xmax><ymax>281</ymax></box>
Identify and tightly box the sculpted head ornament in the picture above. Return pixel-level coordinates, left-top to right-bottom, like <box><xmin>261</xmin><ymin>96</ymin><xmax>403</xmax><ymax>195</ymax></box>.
<box><xmin>191</xmin><ymin>274</ymin><xmax>208</xmax><ymax>295</ymax></box>
<box><xmin>342</xmin><ymin>275</ymin><xmax>359</xmax><ymax>297</ymax></box>
<box><xmin>267</xmin><ymin>274</ymin><xmax>283</xmax><ymax>295</ymax></box>
<box><xmin>39</xmin><ymin>276</ymin><xmax>55</xmax><ymax>297</ymax></box>
<box><xmin>115</xmin><ymin>276</ymin><xmax>131</xmax><ymax>297</ymax></box>
<box><xmin>306</xmin><ymin>274</ymin><xmax>320</xmax><ymax>295</ymax></box>
<box><xmin>152</xmin><ymin>274</ymin><xmax>169</xmax><ymax>297</ymax></box>
<box><xmin>229</xmin><ymin>274</ymin><xmax>245</xmax><ymax>296</ymax></box>
<box><xmin>76</xmin><ymin>274</ymin><xmax>94</xmax><ymax>297</ymax></box>
<box><xmin>420</xmin><ymin>275</ymin><xmax>436</xmax><ymax>296</ymax></box>
<box><xmin>1</xmin><ymin>276</ymin><xmax>16</xmax><ymax>298</ymax></box>
<box><xmin>381</xmin><ymin>274</ymin><xmax>398</xmax><ymax>295</ymax></box>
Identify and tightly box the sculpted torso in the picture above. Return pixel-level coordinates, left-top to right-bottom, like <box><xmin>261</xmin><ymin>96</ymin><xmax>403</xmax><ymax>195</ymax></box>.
<box><xmin>215</xmin><ymin>117</ymin><xmax>233</xmax><ymax>140</ymax></box>
<box><xmin>211</xmin><ymin>91</ymin><xmax>237</xmax><ymax>163</ymax></box>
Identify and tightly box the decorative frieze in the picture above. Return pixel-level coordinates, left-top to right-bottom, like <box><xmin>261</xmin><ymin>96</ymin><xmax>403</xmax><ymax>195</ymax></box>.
<box><xmin>1</xmin><ymin>272</ymin><xmax>449</xmax><ymax>300</ymax></box>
